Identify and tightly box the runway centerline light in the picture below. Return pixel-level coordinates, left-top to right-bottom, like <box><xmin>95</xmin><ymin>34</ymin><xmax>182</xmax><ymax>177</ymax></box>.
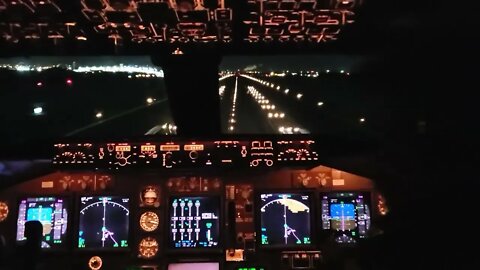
<box><xmin>33</xmin><ymin>106</ymin><xmax>43</xmax><ymax>115</ymax></box>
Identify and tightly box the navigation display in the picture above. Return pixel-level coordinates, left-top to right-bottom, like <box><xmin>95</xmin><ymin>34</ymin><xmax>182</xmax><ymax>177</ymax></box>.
<box><xmin>259</xmin><ymin>192</ymin><xmax>312</xmax><ymax>247</ymax></box>
<box><xmin>168</xmin><ymin>262</ymin><xmax>220</xmax><ymax>270</ymax></box>
<box><xmin>78</xmin><ymin>196</ymin><xmax>130</xmax><ymax>249</ymax></box>
<box><xmin>168</xmin><ymin>196</ymin><xmax>220</xmax><ymax>248</ymax></box>
<box><xmin>16</xmin><ymin>197</ymin><xmax>68</xmax><ymax>249</ymax></box>
<box><xmin>321</xmin><ymin>193</ymin><xmax>371</xmax><ymax>244</ymax></box>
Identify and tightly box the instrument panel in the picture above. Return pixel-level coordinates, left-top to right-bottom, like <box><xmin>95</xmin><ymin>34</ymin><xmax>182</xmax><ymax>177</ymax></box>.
<box><xmin>53</xmin><ymin>138</ymin><xmax>319</xmax><ymax>170</ymax></box>
<box><xmin>0</xmin><ymin>137</ymin><xmax>386</xmax><ymax>270</ymax></box>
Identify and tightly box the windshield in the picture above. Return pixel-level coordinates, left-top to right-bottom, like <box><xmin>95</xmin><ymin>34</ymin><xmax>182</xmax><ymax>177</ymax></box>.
<box><xmin>0</xmin><ymin>55</ymin><xmax>425</xmax><ymax>150</ymax></box>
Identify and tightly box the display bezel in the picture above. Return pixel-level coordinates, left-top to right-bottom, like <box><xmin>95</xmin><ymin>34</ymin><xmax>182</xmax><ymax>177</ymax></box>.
<box><xmin>75</xmin><ymin>194</ymin><xmax>133</xmax><ymax>252</ymax></box>
<box><xmin>318</xmin><ymin>191</ymin><xmax>372</xmax><ymax>244</ymax></box>
<box><xmin>164</xmin><ymin>260</ymin><xmax>222</xmax><ymax>270</ymax></box>
<box><xmin>15</xmin><ymin>195</ymin><xmax>72</xmax><ymax>252</ymax></box>
<box><xmin>255</xmin><ymin>189</ymin><xmax>316</xmax><ymax>250</ymax></box>
<box><xmin>165</xmin><ymin>194</ymin><xmax>223</xmax><ymax>253</ymax></box>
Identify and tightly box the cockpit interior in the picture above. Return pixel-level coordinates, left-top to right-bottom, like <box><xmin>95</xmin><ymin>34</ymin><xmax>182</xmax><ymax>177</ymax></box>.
<box><xmin>0</xmin><ymin>1</ymin><xmax>473</xmax><ymax>270</ymax></box>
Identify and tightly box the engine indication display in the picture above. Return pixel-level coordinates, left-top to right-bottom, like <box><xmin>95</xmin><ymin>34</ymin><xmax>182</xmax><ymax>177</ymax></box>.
<box><xmin>16</xmin><ymin>197</ymin><xmax>68</xmax><ymax>249</ymax></box>
<box><xmin>78</xmin><ymin>196</ymin><xmax>130</xmax><ymax>249</ymax></box>
<box><xmin>321</xmin><ymin>193</ymin><xmax>371</xmax><ymax>244</ymax></box>
<box><xmin>259</xmin><ymin>193</ymin><xmax>312</xmax><ymax>247</ymax></box>
<box><xmin>169</xmin><ymin>196</ymin><xmax>220</xmax><ymax>248</ymax></box>
<box><xmin>139</xmin><ymin>211</ymin><xmax>159</xmax><ymax>232</ymax></box>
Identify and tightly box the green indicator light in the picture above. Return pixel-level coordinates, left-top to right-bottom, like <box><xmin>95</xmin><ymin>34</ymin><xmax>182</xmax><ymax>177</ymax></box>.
<box><xmin>206</xmin><ymin>223</ymin><xmax>212</xmax><ymax>228</ymax></box>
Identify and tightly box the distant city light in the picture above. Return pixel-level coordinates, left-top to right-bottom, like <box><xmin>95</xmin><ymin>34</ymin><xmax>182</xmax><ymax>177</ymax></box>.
<box><xmin>146</xmin><ymin>97</ymin><xmax>154</xmax><ymax>104</ymax></box>
<box><xmin>360</xmin><ymin>118</ymin><xmax>366</xmax><ymax>122</ymax></box>
<box><xmin>66</xmin><ymin>78</ymin><xmax>73</xmax><ymax>85</ymax></box>
<box><xmin>229</xmin><ymin>126</ymin><xmax>234</xmax><ymax>131</ymax></box>
<box><xmin>33</xmin><ymin>106</ymin><xmax>43</xmax><ymax>115</ymax></box>
<box><xmin>284</xmin><ymin>89</ymin><xmax>289</xmax><ymax>94</ymax></box>
<box><xmin>268</xmin><ymin>113</ymin><xmax>273</xmax><ymax>118</ymax></box>
<box><xmin>296</xmin><ymin>93</ymin><xmax>303</xmax><ymax>99</ymax></box>
<box><xmin>326</xmin><ymin>69</ymin><xmax>330</xmax><ymax>73</ymax></box>
<box><xmin>293</xmin><ymin>127</ymin><xmax>300</xmax><ymax>132</ymax></box>
<box><xmin>128</xmin><ymin>75</ymin><xmax>132</xmax><ymax>79</ymax></box>
<box><xmin>317</xmin><ymin>101</ymin><xmax>324</xmax><ymax>106</ymax></box>
<box><xmin>36</xmin><ymin>82</ymin><xmax>43</xmax><ymax>87</ymax></box>
<box><xmin>95</xmin><ymin>112</ymin><xmax>103</xmax><ymax>119</ymax></box>
<box><xmin>340</xmin><ymin>70</ymin><xmax>345</xmax><ymax>74</ymax></box>
<box><xmin>279</xmin><ymin>113</ymin><xmax>285</xmax><ymax>118</ymax></box>
<box><xmin>279</xmin><ymin>126</ymin><xmax>285</xmax><ymax>132</ymax></box>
